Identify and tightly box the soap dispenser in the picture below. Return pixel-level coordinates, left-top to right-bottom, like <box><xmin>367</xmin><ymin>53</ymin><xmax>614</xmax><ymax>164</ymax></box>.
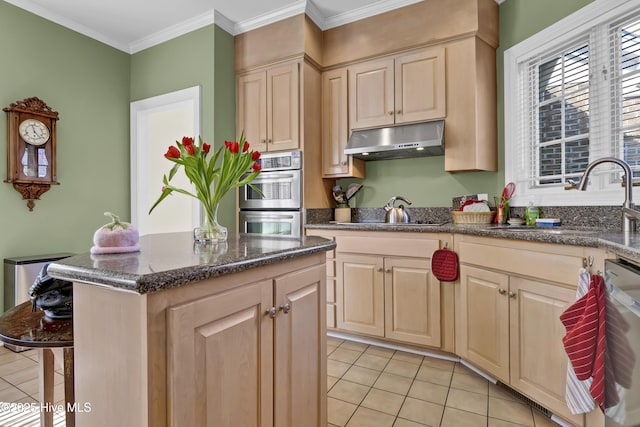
<box><xmin>525</xmin><ymin>202</ymin><xmax>539</xmax><ymax>226</ymax></box>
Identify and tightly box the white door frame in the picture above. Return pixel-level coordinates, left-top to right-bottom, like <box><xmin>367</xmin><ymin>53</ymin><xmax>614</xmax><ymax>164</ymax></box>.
<box><xmin>130</xmin><ymin>86</ymin><xmax>201</xmax><ymax>235</ymax></box>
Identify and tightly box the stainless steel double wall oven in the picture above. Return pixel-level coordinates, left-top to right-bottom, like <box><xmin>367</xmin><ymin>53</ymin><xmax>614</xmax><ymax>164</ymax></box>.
<box><xmin>239</xmin><ymin>150</ymin><xmax>302</xmax><ymax>237</ymax></box>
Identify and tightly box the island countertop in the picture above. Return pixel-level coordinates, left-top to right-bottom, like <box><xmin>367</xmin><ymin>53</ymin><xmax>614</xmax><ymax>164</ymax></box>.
<box><xmin>47</xmin><ymin>232</ymin><xmax>336</xmax><ymax>294</ymax></box>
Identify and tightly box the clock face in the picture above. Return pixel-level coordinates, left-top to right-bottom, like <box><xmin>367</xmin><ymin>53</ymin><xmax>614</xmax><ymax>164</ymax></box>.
<box><xmin>19</xmin><ymin>119</ymin><xmax>50</xmax><ymax>146</ymax></box>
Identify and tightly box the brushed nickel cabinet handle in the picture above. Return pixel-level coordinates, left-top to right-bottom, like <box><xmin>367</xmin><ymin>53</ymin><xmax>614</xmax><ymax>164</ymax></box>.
<box><xmin>498</xmin><ymin>288</ymin><xmax>506</xmax><ymax>295</ymax></box>
<box><xmin>508</xmin><ymin>291</ymin><xmax>516</xmax><ymax>299</ymax></box>
<box><xmin>385</xmin><ymin>269</ymin><xmax>392</xmax><ymax>273</ymax></box>
<box><xmin>397</xmin><ymin>110</ymin><xmax>402</xmax><ymax>114</ymax></box>
<box><xmin>261</xmin><ymin>139</ymin><xmax>266</xmax><ymax>144</ymax></box>
<box><xmin>341</xmin><ymin>160</ymin><xmax>347</xmax><ymax>166</ymax></box>
<box><xmin>266</xmin><ymin>307</ymin><xmax>277</xmax><ymax>318</ymax></box>
<box><xmin>377</xmin><ymin>267</ymin><xmax>383</xmax><ymax>272</ymax></box>
<box><xmin>388</xmin><ymin>111</ymin><xmax>394</xmax><ymax>116</ymax></box>
<box><xmin>280</xmin><ymin>303</ymin><xmax>291</xmax><ymax>314</ymax></box>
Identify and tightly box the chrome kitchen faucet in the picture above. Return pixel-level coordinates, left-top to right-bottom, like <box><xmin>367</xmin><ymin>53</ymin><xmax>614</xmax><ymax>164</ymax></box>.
<box><xmin>576</xmin><ymin>157</ymin><xmax>640</xmax><ymax>233</ymax></box>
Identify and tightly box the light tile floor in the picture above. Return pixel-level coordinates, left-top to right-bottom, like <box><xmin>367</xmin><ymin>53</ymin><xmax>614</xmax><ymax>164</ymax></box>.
<box><xmin>0</xmin><ymin>339</ymin><xmax>560</xmax><ymax>427</ymax></box>
<box><xmin>0</xmin><ymin>345</ymin><xmax>66</xmax><ymax>426</ymax></box>
<box><xmin>327</xmin><ymin>337</ymin><xmax>560</xmax><ymax>427</ymax></box>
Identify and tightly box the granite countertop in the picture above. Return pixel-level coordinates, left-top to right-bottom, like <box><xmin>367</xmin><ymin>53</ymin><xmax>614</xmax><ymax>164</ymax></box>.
<box><xmin>305</xmin><ymin>222</ymin><xmax>640</xmax><ymax>264</ymax></box>
<box><xmin>47</xmin><ymin>232</ymin><xmax>335</xmax><ymax>295</ymax></box>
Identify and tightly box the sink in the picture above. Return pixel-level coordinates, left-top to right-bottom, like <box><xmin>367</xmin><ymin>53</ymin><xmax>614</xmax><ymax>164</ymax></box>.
<box><xmin>486</xmin><ymin>226</ymin><xmax>599</xmax><ymax>236</ymax></box>
<box><xmin>334</xmin><ymin>221</ymin><xmax>446</xmax><ymax>226</ymax></box>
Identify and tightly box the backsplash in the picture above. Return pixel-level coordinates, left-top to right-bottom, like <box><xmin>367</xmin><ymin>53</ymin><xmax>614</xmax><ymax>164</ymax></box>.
<box><xmin>306</xmin><ymin>206</ymin><xmax>623</xmax><ymax>230</ymax></box>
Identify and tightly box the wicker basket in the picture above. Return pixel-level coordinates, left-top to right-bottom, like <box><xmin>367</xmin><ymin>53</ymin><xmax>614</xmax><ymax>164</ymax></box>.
<box><xmin>451</xmin><ymin>210</ymin><xmax>496</xmax><ymax>224</ymax></box>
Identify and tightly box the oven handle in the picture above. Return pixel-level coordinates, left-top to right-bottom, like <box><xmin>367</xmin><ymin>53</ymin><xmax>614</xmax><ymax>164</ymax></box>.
<box><xmin>243</xmin><ymin>214</ymin><xmax>297</xmax><ymax>220</ymax></box>
<box><xmin>250</xmin><ymin>173</ymin><xmax>298</xmax><ymax>182</ymax></box>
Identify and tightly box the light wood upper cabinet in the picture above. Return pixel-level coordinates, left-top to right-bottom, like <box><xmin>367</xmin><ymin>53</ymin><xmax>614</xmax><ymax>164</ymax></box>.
<box><xmin>348</xmin><ymin>47</ymin><xmax>445</xmax><ymax>131</ymax></box>
<box><xmin>321</xmin><ymin>68</ymin><xmax>365</xmax><ymax>178</ymax></box>
<box><xmin>395</xmin><ymin>48</ymin><xmax>446</xmax><ymax>123</ymax></box>
<box><xmin>348</xmin><ymin>58</ymin><xmax>395</xmax><ymax>130</ymax></box>
<box><xmin>237</xmin><ymin>61</ymin><xmax>299</xmax><ymax>152</ymax></box>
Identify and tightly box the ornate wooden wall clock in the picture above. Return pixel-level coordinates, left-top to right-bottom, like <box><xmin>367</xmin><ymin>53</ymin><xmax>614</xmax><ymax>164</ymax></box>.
<box><xmin>3</xmin><ymin>97</ymin><xmax>59</xmax><ymax>211</ymax></box>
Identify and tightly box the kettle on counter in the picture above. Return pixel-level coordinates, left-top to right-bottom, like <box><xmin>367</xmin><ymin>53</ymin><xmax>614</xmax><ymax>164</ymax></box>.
<box><xmin>384</xmin><ymin>196</ymin><xmax>412</xmax><ymax>223</ymax></box>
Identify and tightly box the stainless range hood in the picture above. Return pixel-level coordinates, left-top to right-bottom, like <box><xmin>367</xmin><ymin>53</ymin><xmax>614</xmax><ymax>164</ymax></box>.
<box><xmin>344</xmin><ymin>120</ymin><xmax>444</xmax><ymax>161</ymax></box>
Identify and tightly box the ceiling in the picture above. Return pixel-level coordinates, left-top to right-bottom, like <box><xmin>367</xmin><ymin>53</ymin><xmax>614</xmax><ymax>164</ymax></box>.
<box><xmin>3</xmin><ymin>0</ymin><xmax>431</xmax><ymax>54</ymax></box>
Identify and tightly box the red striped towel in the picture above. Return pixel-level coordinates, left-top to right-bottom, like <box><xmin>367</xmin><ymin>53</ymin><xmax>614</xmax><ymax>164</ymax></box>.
<box><xmin>560</xmin><ymin>274</ymin><xmax>614</xmax><ymax>411</ymax></box>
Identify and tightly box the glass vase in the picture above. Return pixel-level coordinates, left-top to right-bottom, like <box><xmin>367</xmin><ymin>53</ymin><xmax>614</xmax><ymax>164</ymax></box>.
<box><xmin>194</xmin><ymin>204</ymin><xmax>228</xmax><ymax>244</ymax></box>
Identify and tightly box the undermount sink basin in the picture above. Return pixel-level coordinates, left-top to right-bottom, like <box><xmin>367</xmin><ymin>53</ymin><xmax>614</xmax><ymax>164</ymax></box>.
<box><xmin>335</xmin><ymin>221</ymin><xmax>446</xmax><ymax>226</ymax></box>
<box><xmin>487</xmin><ymin>226</ymin><xmax>599</xmax><ymax>236</ymax></box>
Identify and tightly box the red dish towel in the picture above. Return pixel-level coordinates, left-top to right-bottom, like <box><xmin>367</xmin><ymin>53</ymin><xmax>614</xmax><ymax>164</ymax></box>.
<box><xmin>560</xmin><ymin>274</ymin><xmax>614</xmax><ymax>411</ymax></box>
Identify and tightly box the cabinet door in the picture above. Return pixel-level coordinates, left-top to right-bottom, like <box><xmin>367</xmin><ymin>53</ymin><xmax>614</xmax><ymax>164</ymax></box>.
<box><xmin>238</xmin><ymin>70</ymin><xmax>268</xmax><ymax>153</ymax></box>
<box><xmin>167</xmin><ymin>280</ymin><xmax>273</xmax><ymax>427</ymax></box>
<box><xmin>274</xmin><ymin>264</ymin><xmax>327</xmax><ymax>427</ymax></box>
<box><xmin>321</xmin><ymin>68</ymin><xmax>365</xmax><ymax>178</ymax></box>
<box><xmin>509</xmin><ymin>277</ymin><xmax>582</xmax><ymax>426</ymax></box>
<box><xmin>384</xmin><ymin>257</ymin><xmax>440</xmax><ymax>347</ymax></box>
<box><xmin>395</xmin><ymin>47</ymin><xmax>446</xmax><ymax>123</ymax></box>
<box><xmin>458</xmin><ymin>265</ymin><xmax>510</xmax><ymax>381</ymax></box>
<box><xmin>267</xmin><ymin>62</ymin><xmax>299</xmax><ymax>151</ymax></box>
<box><xmin>348</xmin><ymin>58</ymin><xmax>395</xmax><ymax>130</ymax></box>
<box><xmin>337</xmin><ymin>253</ymin><xmax>384</xmax><ymax>337</ymax></box>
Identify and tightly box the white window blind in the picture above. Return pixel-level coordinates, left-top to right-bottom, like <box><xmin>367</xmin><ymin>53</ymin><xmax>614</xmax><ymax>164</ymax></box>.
<box><xmin>504</xmin><ymin>0</ymin><xmax>640</xmax><ymax>206</ymax></box>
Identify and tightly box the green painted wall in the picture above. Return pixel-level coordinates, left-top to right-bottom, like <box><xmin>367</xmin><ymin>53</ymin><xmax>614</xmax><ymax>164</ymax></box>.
<box><xmin>130</xmin><ymin>24</ymin><xmax>236</xmax><ymax>228</ymax></box>
<box><xmin>339</xmin><ymin>0</ymin><xmax>595</xmax><ymax>209</ymax></box>
<box><xmin>0</xmin><ymin>2</ymin><xmax>130</xmax><ymax>308</ymax></box>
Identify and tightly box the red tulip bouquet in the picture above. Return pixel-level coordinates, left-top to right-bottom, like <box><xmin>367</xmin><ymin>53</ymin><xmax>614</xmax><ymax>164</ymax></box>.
<box><xmin>149</xmin><ymin>134</ymin><xmax>261</xmax><ymax>242</ymax></box>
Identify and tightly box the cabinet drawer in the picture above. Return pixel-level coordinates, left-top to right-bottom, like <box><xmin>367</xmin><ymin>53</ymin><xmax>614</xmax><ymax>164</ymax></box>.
<box><xmin>337</xmin><ymin>235</ymin><xmax>440</xmax><ymax>257</ymax></box>
<box><xmin>456</xmin><ymin>236</ymin><xmax>605</xmax><ymax>286</ymax></box>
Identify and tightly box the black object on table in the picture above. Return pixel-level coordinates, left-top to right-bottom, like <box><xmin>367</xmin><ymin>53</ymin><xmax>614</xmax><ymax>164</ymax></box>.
<box><xmin>0</xmin><ymin>301</ymin><xmax>74</xmax><ymax>427</ymax></box>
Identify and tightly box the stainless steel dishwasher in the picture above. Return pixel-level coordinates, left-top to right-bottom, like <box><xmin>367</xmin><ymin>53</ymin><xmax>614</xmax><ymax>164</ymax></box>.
<box><xmin>604</xmin><ymin>259</ymin><xmax>640</xmax><ymax>427</ymax></box>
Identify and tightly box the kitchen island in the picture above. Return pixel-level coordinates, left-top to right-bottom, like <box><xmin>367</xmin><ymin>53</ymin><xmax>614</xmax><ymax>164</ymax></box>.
<box><xmin>47</xmin><ymin>232</ymin><xmax>335</xmax><ymax>427</ymax></box>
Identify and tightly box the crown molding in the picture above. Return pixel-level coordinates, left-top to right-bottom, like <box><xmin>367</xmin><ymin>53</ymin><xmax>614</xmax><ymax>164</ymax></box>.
<box><xmin>128</xmin><ymin>10</ymin><xmax>216</xmax><ymax>53</ymax></box>
<box><xmin>3</xmin><ymin>0</ymin><xmax>129</xmax><ymax>52</ymax></box>
<box><xmin>320</xmin><ymin>0</ymin><xmax>422</xmax><ymax>30</ymax></box>
<box><xmin>7</xmin><ymin>0</ymin><xmax>504</xmax><ymax>53</ymax></box>
<box><xmin>233</xmin><ymin>1</ymin><xmax>306</xmax><ymax>35</ymax></box>
<box><xmin>213</xmin><ymin>10</ymin><xmax>235</xmax><ymax>35</ymax></box>
<box><xmin>304</xmin><ymin>0</ymin><xmax>325</xmax><ymax>29</ymax></box>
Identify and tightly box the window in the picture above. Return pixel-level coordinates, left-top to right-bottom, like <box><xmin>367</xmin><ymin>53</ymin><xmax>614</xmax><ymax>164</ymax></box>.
<box><xmin>504</xmin><ymin>0</ymin><xmax>640</xmax><ymax>206</ymax></box>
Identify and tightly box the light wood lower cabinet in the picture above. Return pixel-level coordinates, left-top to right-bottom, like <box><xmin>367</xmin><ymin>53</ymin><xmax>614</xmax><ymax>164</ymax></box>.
<box><xmin>459</xmin><ymin>266</ymin><xmax>582</xmax><ymax>426</ymax></box>
<box><xmin>455</xmin><ymin>235</ymin><xmax>610</xmax><ymax>427</ymax></box>
<box><xmin>72</xmin><ymin>253</ymin><xmax>327</xmax><ymax>427</ymax></box>
<box><xmin>458</xmin><ymin>265</ymin><xmax>509</xmax><ymax>381</ymax></box>
<box><xmin>167</xmin><ymin>264</ymin><xmax>326</xmax><ymax>427</ymax></box>
<box><xmin>337</xmin><ymin>254</ymin><xmax>440</xmax><ymax>347</ymax></box>
<box><xmin>384</xmin><ymin>257</ymin><xmax>440</xmax><ymax>347</ymax></box>
<box><xmin>337</xmin><ymin>253</ymin><xmax>384</xmax><ymax>336</ymax></box>
<box><xmin>306</xmin><ymin>230</ymin><xmax>453</xmax><ymax>351</ymax></box>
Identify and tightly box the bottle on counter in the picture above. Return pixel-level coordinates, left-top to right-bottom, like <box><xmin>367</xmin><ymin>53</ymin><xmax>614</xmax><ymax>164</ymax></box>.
<box><xmin>525</xmin><ymin>202</ymin><xmax>540</xmax><ymax>226</ymax></box>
